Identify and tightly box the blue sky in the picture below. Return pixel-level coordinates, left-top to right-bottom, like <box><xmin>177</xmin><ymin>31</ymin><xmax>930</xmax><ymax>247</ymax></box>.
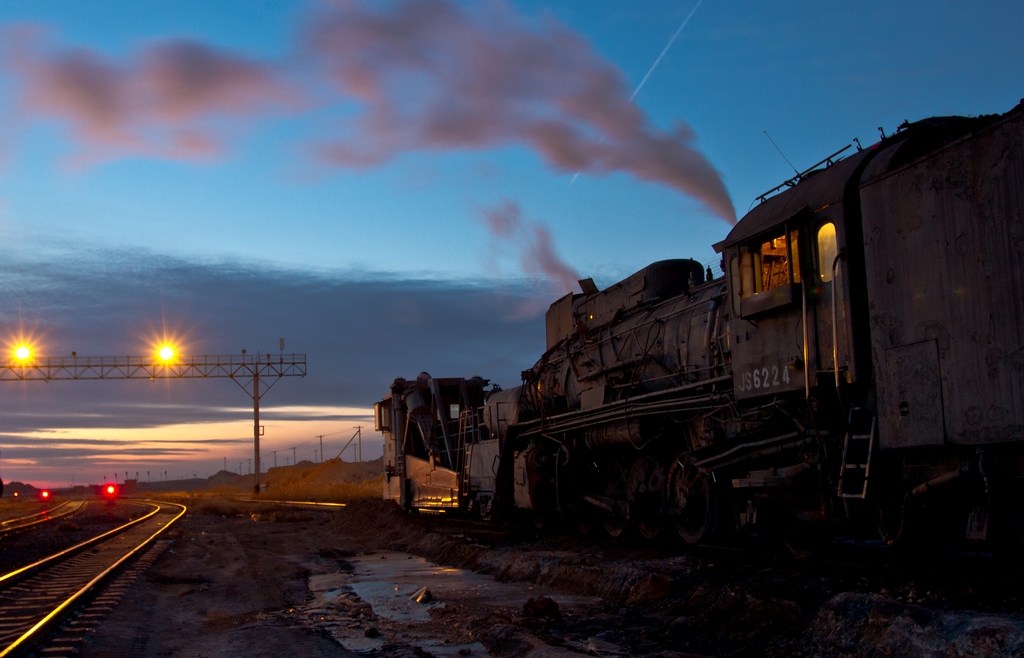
<box><xmin>0</xmin><ymin>0</ymin><xmax>1021</xmax><ymax>487</ymax></box>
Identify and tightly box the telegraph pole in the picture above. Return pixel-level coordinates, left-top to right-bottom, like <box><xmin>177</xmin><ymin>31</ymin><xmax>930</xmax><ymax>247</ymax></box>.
<box><xmin>272</xmin><ymin>450</ymin><xmax>277</xmax><ymax>468</ymax></box>
<box><xmin>317</xmin><ymin>435</ymin><xmax>324</xmax><ymax>463</ymax></box>
<box><xmin>357</xmin><ymin>426</ymin><xmax>362</xmax><ymax>462</ymax></box>
<box><xmin>291</xmin><ymin>446</ymin><xmax>297</xmax><ymax>465</ymax></box>
<box><xmin>252</xmin><ymin>366</ymin><xmax>261</xmax><ymax>492</ymax></box>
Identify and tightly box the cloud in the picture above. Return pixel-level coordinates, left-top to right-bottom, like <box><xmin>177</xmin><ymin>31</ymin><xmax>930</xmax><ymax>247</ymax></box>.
<box><xmin>305</xmin><ymin>0</ymin><xmax>735</xmax><ymax>222</ymax></box>
<box><xmin>0</xmin><ymin>3</ymin><xmax>734</xmax><ymax>221</ymax></box>
<box><xmin>481</xmin><ymin>199</ymin><xmax>580</xmax><ymax>295</ymax></box>
<box><xmin>2</xmin><ymin>25</ymin><xmax>300</xmax><ymax>162</ymax></box>
<box><xmin>0</xmin><ymin>242</ymin><xmax>548</xmax><ymax>432</ymax></box>
<box><xmin>0</xmin><ymin>242</ymin><xmax>552</xmax><ymax>482</ymax></box>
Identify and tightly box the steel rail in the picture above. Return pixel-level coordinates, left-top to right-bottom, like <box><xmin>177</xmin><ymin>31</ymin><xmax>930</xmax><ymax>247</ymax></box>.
<box><xmin>0</xmin><ymin>501</ymin><xmax>161</xmax><ymax>587</ymax></box>
<box><xmin>0</xmin><ymin>501</ymin><xmax>84</xmax><ymax>538</ymax></box>
<box><xmin>0</xmin><ymin>501</ymin><xmax>186</xmax><ymax>657</ymax></box>
<box><xmin>231</xmin><ymin>497</ymin><xmax>347</xmax><ymax>508</ymax></box>
<box><xmin>271</xmin><ymin>500</ymin><xmax>347</xmax><ymax>507</ymax></box>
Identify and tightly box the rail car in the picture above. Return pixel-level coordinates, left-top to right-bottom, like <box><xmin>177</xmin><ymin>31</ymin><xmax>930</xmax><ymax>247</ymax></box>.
<box><xmin>377</xmin><ymin>101</ymin><xmax>1024</xmax><ymax>549</ymax></box>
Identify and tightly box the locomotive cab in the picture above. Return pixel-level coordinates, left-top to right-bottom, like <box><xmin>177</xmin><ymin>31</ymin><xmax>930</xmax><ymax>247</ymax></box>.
<box><xmin>717</xmin><ymin>151</ymin><xmax>873</xmax><ymax>405</ymax></box>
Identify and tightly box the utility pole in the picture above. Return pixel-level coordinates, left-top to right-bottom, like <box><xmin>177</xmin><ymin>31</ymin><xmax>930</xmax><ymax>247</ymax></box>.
<box><xmin>224</xmin><ymin>457</ymin><xmax>227</xmax><ymax>472</ymax></box>
<box><xmin>272</xmin><ymin>450</ymin><xmax>277</xmax><ymax>468</ymax></box>
<box><xmin>291</xmin><ymin>446</ymin><xmax>297</xmax><ymax>465</ymax></box>
<box><xmin>238</xmin><ymin>461</ymin><xmax>243</xmax><ymax>474</ymax></box>
<box><xmin>357</xmin><ymin>426</ymin><xmax>362</xmax><ymax>462</ymax></box>
<box><xmin>317</xmin><ymin>435</ymin><xmax>324</xmax><ymax>463</ymax></box>
<box><xmin>253</xmin><ymin>363</ymin><xmax>261</xmax><ymax>493</ymax></box>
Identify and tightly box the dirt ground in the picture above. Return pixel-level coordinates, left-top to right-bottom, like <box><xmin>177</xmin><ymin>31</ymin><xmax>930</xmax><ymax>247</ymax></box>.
<box><xmin>69</xmin><ymin>495</ymin><xmax>1024</xmax><ymax>658</ymax></box>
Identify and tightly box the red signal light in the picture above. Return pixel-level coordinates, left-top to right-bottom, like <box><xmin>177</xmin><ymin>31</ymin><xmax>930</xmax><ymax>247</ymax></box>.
<box><xmin>40</xmin><ymin>490</ymin><xmax>50</xmax><ymax>500</ymax></box>
<box><xmin>105</xmin><ymin>485</ymin><xmax>116</xmax><ymax>495</ymax></box>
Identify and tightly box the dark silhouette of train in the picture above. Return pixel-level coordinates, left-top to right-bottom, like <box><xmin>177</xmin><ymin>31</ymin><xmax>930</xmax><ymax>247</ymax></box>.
<box><xmin>377</xmin><ymin>101</ymin><xmax>1024</xmax><ymax>550</ymax></box>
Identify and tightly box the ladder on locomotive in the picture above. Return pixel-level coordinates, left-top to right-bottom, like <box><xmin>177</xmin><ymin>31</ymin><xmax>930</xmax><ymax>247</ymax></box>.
<box><xmin>837</xmin><ymin>406</ymin><xmax>876</xmax><ymax>498</ymax></box>
<box><xmin>457</xmin><ymin>408</ymin><xmax>479</xmax><ymax>493</ymax></box>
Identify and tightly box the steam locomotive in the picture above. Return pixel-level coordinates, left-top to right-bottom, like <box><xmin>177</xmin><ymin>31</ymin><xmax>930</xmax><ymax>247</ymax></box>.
<box><xmin>376</xmin><ymin>101</ymin><xmax>1024</xmax><ymax>549</ymax></box>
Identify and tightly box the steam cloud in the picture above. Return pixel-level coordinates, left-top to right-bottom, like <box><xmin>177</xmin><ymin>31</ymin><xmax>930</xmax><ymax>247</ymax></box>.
<box><xmin>1</xmin><ymin>1</ymin><xmax>735</xmax><ymax>222</ymax></box>
<box><xmin>307</xmin><ymin>0</ymin><xmax>735</xmax><ymax>223</ymax></box>
<box><xmin>482</xmin><ymin>199</ymin><xmax>580</xmax><ymax>295</ymax></box>
<box><xmin>3</xmin><ymin>26</ymin><xmax>298</xmax><ymax>161</ymax></box>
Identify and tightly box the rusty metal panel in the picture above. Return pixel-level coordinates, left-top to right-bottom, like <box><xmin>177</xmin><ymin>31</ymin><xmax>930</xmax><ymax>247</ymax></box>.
<box><xmin>879</xmin><ymin>341</ymin><xmax>945</xmax><ymax>449</ymax></box>
<box><xmin>861</xmin><ymin>108</ymin><xmax>1024</xmax><ymax>446</ymax></box>
<box><xmin>545</xmin><ymin>293</ymin><xmax>575</xmax><ymax>351</ymax></box>
<box><xmin>405</xmin><ymin>455</ymin><xmax>459</xmax><ymax>508</ymax></box>
<box><xmin>467</xmin><ymin>439</ymin><xmax>499</xmax><ymax>494</ymax></box>
<box><xmin>731</xmin><ymin>301</ymin><xmax>806</xmax><ymax>400</ymax></box>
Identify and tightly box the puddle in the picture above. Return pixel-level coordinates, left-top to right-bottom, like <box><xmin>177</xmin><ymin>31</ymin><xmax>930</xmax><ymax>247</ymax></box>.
<box><xmin>307</xmin><ymin>550</ymin><xmax>601</xmax><ymax>657</ymax></box>
<box><xmin>350</xmin><ymin>551</ymin><xmax>600</xmax><ymax>614</ymax></box>
<box><xmin>348</xmin><ymin>578</ymin><xmax>435</xmax><ymax>622</ymax></box>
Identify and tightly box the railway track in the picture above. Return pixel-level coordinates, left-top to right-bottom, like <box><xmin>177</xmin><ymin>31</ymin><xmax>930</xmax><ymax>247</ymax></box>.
<box><xmin>0</xmin><ymin>500</ymin><xmax>186</xmax><ymax>657</ymax></box>
<box><xmin>0</xmin><ymin>501</ymin><xmax>87</xmax><ymax>539</ymax></box>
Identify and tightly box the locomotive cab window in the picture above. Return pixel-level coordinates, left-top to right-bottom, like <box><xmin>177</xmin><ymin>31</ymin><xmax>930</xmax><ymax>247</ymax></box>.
<box><xmin>731</xmin><ymin>227</ymin><xmax>801</xmax><ymax>317</ymax></box>
<box><xmin>817</xmin><ymin>222</ymin><xmax>838</xmax><ymax>282</ymax></box>
<box><xmin>375</xmin><ymin>401</ymin><xmax>390</xmax><ymax>432</ymax></box>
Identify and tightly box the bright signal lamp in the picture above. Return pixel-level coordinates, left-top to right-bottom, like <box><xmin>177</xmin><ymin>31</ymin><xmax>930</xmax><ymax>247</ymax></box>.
<box><xmin>106</xmin><ymin>484</ymin><xmax>116</xmax><ymax>495</ymax></box>
<box><xmin>40</xmin><ymin>490</ymin><xmax>50</xmax><ymax>500</ymax></box>
<box><xmin>14</xmin><ymin>345</ymin><xmax>31</xmax><ymax>361</ymax></box>
<box><xmin>157</xmin><ymin>345</ymin><xmax>175</xmax><ymax>362</ymax></box>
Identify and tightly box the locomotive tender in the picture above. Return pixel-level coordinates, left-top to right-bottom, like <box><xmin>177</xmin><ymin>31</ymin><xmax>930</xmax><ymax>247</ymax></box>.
<box><xmin>376</xmin><ymin>101</ymin><xmax>1024</xmax><ymax>547</ymax></box>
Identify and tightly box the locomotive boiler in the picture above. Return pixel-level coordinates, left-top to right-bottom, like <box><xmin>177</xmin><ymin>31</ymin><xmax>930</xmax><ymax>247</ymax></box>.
<box><xmin>377</xmin><ymin>100</ymin><xmax>1024</xmax><ymax>549</ymax></box>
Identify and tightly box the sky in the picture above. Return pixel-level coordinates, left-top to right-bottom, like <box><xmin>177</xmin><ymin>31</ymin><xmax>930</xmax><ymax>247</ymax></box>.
<box><xmin>0</xmin><ymin>0</ymin><xmax>1021</xmax><ymax>488</ymax></box>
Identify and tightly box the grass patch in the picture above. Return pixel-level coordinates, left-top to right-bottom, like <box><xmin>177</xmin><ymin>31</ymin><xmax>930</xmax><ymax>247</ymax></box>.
<box><xmin>261</xmin><ymin>475</ymin><xmax>383</xmax><ymax>504</ymax></box>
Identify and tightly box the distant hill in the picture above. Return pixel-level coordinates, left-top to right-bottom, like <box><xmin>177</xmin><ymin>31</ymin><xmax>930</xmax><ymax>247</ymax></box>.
<box><xmin>2</xmin><ymin>458</ymin><xmax>383</xmax><ymax>499</ymax></box>
<box><xmin>200</xmin><ymin>457</ymin><xmax>383</xmax><ymax>494</ymax></box>
<box><xmin>3</xmin><ymin>481</ymin><xmax>39</xmax><ymax>497</ymax></box>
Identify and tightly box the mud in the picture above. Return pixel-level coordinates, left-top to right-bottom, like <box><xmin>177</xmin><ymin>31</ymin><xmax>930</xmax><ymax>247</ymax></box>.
<box><xmin>67</xmin><ymin>497</ymin><xmax>1024</xmax><ymax>657</ymax></box>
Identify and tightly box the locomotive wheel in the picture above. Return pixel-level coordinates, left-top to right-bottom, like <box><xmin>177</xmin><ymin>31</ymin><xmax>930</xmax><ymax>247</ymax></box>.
<box><xmin>602</xmin><ymin>462</ymin><xmax>628</xmax><ymax>538</ymax></box>
<box><xmin>627</xmin><ymin>457</ymin><xmax>665</xmax><ymax>540</ymax></box>
<box><xmin>667</xmin><ymin>456</ymin><xmax>711</xmax><ymax>544</ymax></box>
<box><xmin>603</xmin><ymin>519</ymin><xmax>626</xmax><ymax>537</ymax></box>
<box><xmin>636</xmin><ymin>518</ymin><xmax>663</xmax><ymax>540</ymax></box>
<box><xmin>575</xmin><ymin>516</ymin><xmax>597</xmax><ymax>535</ymax></box>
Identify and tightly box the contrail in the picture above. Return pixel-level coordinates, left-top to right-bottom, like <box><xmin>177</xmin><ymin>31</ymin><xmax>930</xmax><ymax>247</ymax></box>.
<box><xmin>630</xmin><ymin>0</ymin><xmax>704</xmax><ymax>101</ymax></box>
<box><xmin>569</xmin><ymin>0</ymin><xmax>705</xmax><ymax>186</ymax></box>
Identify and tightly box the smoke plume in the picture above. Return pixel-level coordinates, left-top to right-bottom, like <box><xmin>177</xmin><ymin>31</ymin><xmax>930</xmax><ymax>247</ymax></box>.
<box><xmin>306</xmin><ymin>0</ymin><xmax>734</xmax><ymax>223</ymax></box>
<box><xmin>2</xmin><ymin>26</ymin><xmax>299</xmax><ymax>161</ymax></box>
<box><xmin>482</xmin><ymin>199</ymin><xmax>580</xmax><ymax>294</ymax></box>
